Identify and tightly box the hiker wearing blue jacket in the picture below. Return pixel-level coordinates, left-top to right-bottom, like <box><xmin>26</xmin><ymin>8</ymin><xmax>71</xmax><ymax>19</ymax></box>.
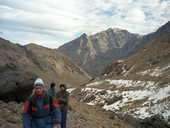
<box><xmin>22</xmin><ymin>78</ymin><xmax>61</xmax><ymax>128</ymax></box>
<box><xmin>47</xmin><ymin>83</ymin><xmax>57</xmax><ymax>98</ymax></box>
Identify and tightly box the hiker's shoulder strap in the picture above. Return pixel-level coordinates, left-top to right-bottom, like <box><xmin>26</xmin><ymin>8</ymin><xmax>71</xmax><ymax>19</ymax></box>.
<box><xmin>28</xmin><ymin>95</ymin><xmax>36</xmax><ymax>106</ymax></box>
<box><xmin>25</xmin><ymin>95</ymin><xmax>35</xmax><ymax>114</ymax></box>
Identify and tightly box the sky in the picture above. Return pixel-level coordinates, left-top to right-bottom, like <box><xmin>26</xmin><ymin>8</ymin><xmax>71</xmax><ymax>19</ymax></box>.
<box><xmin>0</xmin><ymin>0</ymin><xmax>170</xmax><ymax>48</ymax></box>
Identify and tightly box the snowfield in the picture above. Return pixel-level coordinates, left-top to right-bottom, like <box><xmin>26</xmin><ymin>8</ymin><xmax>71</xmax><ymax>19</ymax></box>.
<box><xmin>136</xmin><ymin>64</ymin><xmax>170</xmax><ymax>77</ymax></box>
<box><xmin>86</xmin><ymin>79</ymin><xmax>156</xmax><ymax>88</ymax></box>
<box><xmin>106</xmin><ymin>79</ymin><xmax>155</xmax><ymax>88</ymax></box>
<box><xmin>81</xmin><ymin>79</ymin><xmax>170</xmax><ymax>123</ymax></box>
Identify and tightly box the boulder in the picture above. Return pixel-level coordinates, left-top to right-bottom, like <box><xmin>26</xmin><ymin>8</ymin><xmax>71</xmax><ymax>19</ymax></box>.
<box><xmin>0</xmin><ymin>63</ymin><xmax>37</xmax><ymax>102</ymax></box>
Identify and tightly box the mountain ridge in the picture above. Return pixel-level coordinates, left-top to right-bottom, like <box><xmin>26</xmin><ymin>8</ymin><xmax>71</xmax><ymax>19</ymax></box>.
<box><xmin>0</xmin><ymin>37</ymin><xmax>90</xmax><ymax>102</ymax></box>
<box><xmin>58</xmin><ymin>21</ymin><xmax>170</xmax><ymax>77</ymax></box>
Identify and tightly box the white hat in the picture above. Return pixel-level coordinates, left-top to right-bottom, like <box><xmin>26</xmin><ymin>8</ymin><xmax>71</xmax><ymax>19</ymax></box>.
<box><xmin>34</xmin><ymin>78</ymin><xmax>44</xmax><ymax>87</ymax></box>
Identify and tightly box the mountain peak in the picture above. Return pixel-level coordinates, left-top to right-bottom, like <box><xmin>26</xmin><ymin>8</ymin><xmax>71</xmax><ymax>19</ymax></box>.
<box><xmin>105</xmin><ymin>28</ymin><xmax>123</xmax><ymax>33</ymax></box>
<box><xmin>106</xmin><ymin>28</ymin><xmax>113</xmax><ymax>31</ymax></box>
<box><xmin>156</xmin><ymin>20</ymin><xmax>170</xmax><ymax>33</ymax></box>
<box><xmin>80</xmin><ymin>33</ymin><xmax>88</xmax><ymax>39</ymax></box>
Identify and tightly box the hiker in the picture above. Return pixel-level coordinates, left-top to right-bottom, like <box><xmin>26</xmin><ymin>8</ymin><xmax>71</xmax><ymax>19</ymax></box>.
<box><xmin>47</xmin><ymin>83</ymin><xmax>57</xmax><ymax>98</ymax></box>
<box><xmin>22</xmin><ymin>78</ymin><xmax>61</xmax><ymax>128</ymax></box>
<box><xmin>57</xmin><ymin>84</ymin><xmax>69</xmax><ymax>128</ymax></box>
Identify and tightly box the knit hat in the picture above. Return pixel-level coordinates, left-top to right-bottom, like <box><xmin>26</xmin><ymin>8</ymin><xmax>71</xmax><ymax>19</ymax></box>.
<box><xmin>34</xmin><ymin>78</ymin><xmax>44</xmax><ymax>87</ymax></box>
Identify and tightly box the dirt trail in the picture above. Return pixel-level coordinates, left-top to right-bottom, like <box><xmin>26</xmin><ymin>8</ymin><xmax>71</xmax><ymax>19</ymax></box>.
<box><xmin>67</xmin><ymin>98</ymin><xmax>134</xmax><ymax>128</ymax></box>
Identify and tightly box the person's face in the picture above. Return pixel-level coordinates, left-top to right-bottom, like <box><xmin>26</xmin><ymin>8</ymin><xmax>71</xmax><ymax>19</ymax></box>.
<box><xmin>35</xmin><ymin>86</ymin><xmax>44</xmax><ymax>95</ymax></box>
<box><xmin>60</xmin><ymin>86</ymin><xmax>65</xmax><ymax>91</ymax></box>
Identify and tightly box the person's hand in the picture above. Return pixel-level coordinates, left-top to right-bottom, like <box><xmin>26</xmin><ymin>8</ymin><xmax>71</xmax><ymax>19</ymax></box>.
<box><xmin>54</xmin><ymin>124</ymin><xmax>61</xmax><ymax>128</ymax></box>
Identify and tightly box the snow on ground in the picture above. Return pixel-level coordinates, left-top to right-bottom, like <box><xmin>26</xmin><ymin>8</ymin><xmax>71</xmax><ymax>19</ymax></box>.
<box><xmin>86</xmin><ymin>81</ymin><xmax>103</xmax><ymax>87</ymax></box>
<box><xmin>81</xmin><ymin>87</ymin><xmax>103</xmax><ymax>92</ymax></box>
<box><xmin>67</xmin><ymin>88</ymin><xmax>76</xmax><ymax>93</ymax></box>
<box><xmin>81</xmin><ymin>79</ymin><xmax>170</xmax><ymax>122</ymax></box>
<box><xmin>132</xmin><ymin>106</ymin><xmax>151</xmax><ymax>119</ymax></box>
<box><xmin>148</xmin><ymin>84</ymin><xmax>170</xmax><ymax>103</ymax></box>
<box><xmin>137</xmin><ymin>64</ymin><xmax>170</xmax><ymax>76</ymax></box>
<box><xmin>86</xmin><ymin>78</ymin><xmax>156</xmax><ymax>88</ymax></box>
<box><xmin>106</xmin><ymin>79</ymin><xmax>155</xmax><ymax>88</ymax></box>
<box><xmin>133</xmin><ymin>91</ymin><xmax>170</xmax><ymax>120</ymax></box>
<box><xmin>102</xmin><ymin>89</ymin><xmax>152</xmax><ymax>111</ymax></box>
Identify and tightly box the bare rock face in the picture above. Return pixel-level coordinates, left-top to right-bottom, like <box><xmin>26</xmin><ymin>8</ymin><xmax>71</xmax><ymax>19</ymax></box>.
<box><xmin>0</xmin><ymin>63</ymin><xmax>36</xmax><ymax>102</ymax></box>
<box><xmin>58</xmin><ymin>21</ymin><xmax>170</xmax><ymax>77</ymax></box>
<box><xmin>58</xmin><ymin>29</ymin><xmax>142</xmax><ymax>77</ymax></box>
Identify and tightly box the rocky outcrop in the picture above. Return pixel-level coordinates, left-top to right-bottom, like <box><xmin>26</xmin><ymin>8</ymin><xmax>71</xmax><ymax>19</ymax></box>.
<box><xmin>0</xmin><ymin>63</ymin><xmax>36</xmax><ymax>102</ymax></box>
<box><xmin>102</xmin><ymin>60</ymin><xmax>129</xmax><ymax>76</ymax></box>
<box><xmin>0</xmin><ymin>100</ymin><xmax>23</xmax><ymax>128</ymax></box>
<box><xmin>58</xmin><ymin>21</ymin><xmax>170</xmax><ymax>77</ymax></box>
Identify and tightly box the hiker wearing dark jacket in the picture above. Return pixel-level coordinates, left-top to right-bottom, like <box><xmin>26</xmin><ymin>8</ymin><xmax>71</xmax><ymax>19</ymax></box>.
<box><xmin>22</xmin><ymin>78</ymin><xmax>61</xmax><ymax>128</ymax></box>
<box><xmin>57</xmin><ymin>84</ymin><xmax>69</xmax><ymax>128</ymax></box>
<box><xmin>47</xmin><ymin>83</ymin><xmax>57</xmax><ymax>98</ymax></box>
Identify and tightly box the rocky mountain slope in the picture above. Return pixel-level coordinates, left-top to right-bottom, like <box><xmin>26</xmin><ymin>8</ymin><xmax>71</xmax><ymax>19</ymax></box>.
<box><xmin>0</xmin><ymin>37</ymin><xmax>90</xmax><ymax>102</ymax></box>
<box><xmin>70</xmin><ymin>35</ymin><xmax>170</xmax><ymax>128</ymax></box>
<box><xmin>58</xmin><ymin>21</ymin><xmax>170</xmax><ymax>77</ymax></box>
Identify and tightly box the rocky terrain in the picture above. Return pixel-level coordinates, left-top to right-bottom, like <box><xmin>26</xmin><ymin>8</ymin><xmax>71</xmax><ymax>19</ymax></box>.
<box><xmin>0</xmin><ymin>64</ymin><xmax>36</xmax><ymax>102</ymax></box>
<box><xmin>58</xmin><ymin>21</ymin><xmax>170</xmax><ymax>77</ymax></box>
<box><xmin>0</xmin><ymin>98</ymin><xmax>134</xmax><ymax>128</ymax></box>
<box><xmin>0</xmin><ymin>38</ymin><xmax>90</xmax><ymax>102</ymax></box>
<box><xmin>70</xmin><ymin>35</ymin><xmax>170</xmax><ymax>128</ymax></box>
<box><xmin>0</xmin><ymin>22</ymin><xmax>170</xmax><ymax>128</ymax></box>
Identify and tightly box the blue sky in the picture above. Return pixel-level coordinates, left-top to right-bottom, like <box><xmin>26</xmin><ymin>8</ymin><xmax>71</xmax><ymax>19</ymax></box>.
<box><xmin>0</xmin><ymin>0</ymin><xmax>169</xmax><ymax>48</ymax></box>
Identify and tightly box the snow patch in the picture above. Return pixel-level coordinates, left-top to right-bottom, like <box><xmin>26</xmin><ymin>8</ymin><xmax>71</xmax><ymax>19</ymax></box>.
<box><xmin>81</xmin><ymin>79</ymin><xmax>170</xmax><ymax>123</ymax></box>
<box><xmin>86</xmin><ymin>81</ymin><xmax>103</xmax><ymax>87</ymax></box>
<box><xmin>137</xmin><ymin>64</ymin><xmax>170</xmax><ymax>77</ymax></box>
<box><xmin>67</xmin><ymin>88</ymin><xmax>76</xmax><ymax>93</ymax></box>
<box><xmin>105</xmin><ymin>79</ymin><xmax>155</xmax><ymax>88</ymax></box>
<box><xmin>148</xmin><ymin>84</ymin><xmax>170</xmax><ymax>103</ymax></box>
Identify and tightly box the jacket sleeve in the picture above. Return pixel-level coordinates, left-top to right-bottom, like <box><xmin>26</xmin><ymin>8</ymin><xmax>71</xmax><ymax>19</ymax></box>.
<box><xmin>57</xmin><ymin>91</ymin><xmax>69</xmax><ymax>104</ymax></box>
<box><xmin>52</xmin><ymin>98</ymin><xmax>61</xmax><ymax>124</ymax></box>
<box><xmin>65</xmin><ymin>91</ymin><xmax>69</xmax><ymax>104</ymax></box>
<box><xmin>22</xmin><ymin>100</ymin><xmax>32</xmax><ymax>128</ymax></box>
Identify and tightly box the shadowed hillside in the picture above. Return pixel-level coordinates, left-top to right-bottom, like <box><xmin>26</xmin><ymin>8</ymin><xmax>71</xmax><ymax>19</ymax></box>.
<box><xmin>0</xmin><ymin>38</ymin><xmax>90</xmax><ymax>102</ymax></box>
